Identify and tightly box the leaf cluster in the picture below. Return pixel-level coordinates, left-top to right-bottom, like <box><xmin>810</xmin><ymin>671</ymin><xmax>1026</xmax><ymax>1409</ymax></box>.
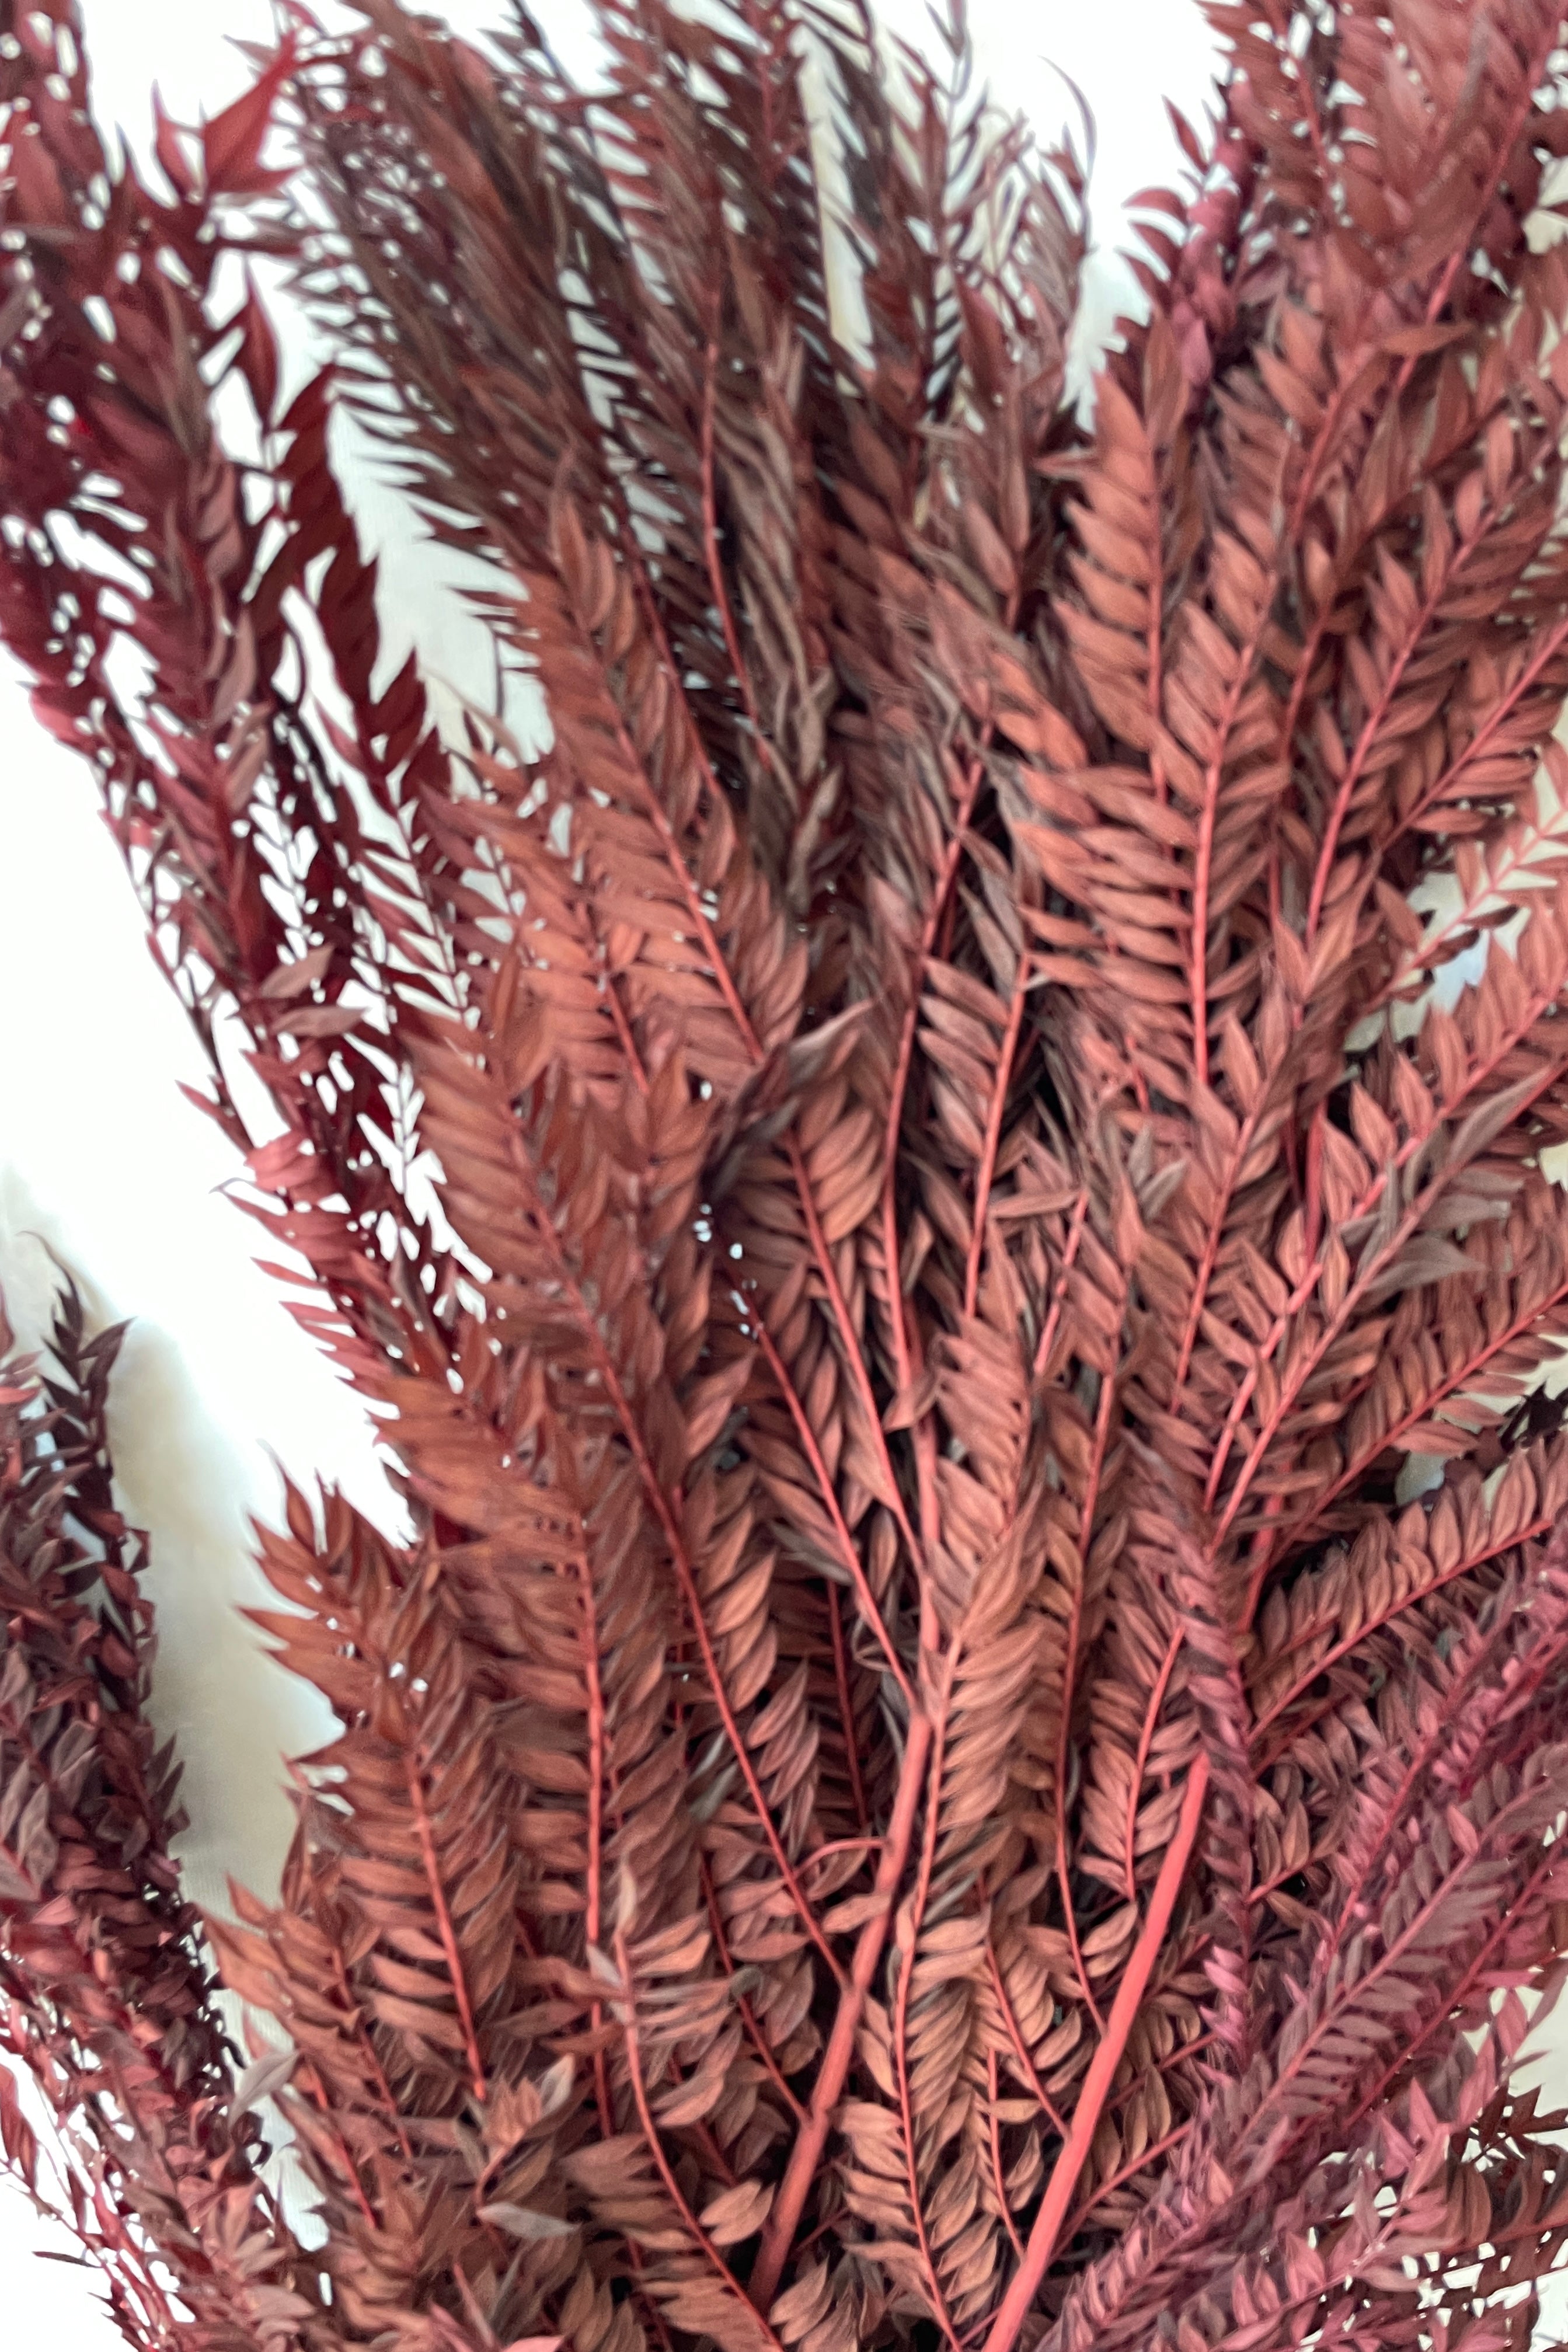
<box><xmin>7</xmin><ymin>6</ymin><xmax>1568</xmax><ymax>2352</ymax></box>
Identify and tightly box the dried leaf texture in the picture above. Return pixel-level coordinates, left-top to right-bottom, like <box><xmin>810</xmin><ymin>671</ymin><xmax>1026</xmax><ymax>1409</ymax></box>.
<box><xmin>8</xmin><ymin>5</ymin><xmax>1568</xmax><ymax>2352</ymax></box>
<box><xmin>0</xmin><ymin>1291</ymin><xmax>326</xmax><ymax>2350</ymax></box>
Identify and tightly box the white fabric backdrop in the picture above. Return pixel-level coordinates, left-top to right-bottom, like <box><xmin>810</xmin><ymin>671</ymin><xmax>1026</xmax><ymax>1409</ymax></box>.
<box><xmin>0</xmin><ymin>2</ymin><xmax>1226</xmax><ymax>2336</ymax></box>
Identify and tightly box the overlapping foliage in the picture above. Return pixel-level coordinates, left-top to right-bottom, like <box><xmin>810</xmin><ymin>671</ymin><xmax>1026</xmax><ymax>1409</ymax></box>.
<box><xmin>10</xmin><ymin>2</ymin><xmax>1568</xmax><ymax>2349</ymax></box>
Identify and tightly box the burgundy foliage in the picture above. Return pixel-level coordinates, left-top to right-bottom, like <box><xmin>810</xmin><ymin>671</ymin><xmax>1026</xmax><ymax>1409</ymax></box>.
<box><xmin>8</xmin><ymin>4</ymin><xmax>1568</xmax><ymax>2351</ymax></box>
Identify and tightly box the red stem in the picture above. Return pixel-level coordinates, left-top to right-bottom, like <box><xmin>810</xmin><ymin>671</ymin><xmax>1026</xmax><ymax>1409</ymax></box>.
<box><xmin>700</xmin><ymin>1855</ymin><xmax>808</xmax><ymax>2125</ymax></box>
<box><xmin>1305</xmin><ymin>519</ymin><xmax>1476</xmax><ymax>945</ymax></box>
<box><xmin>322</xmin><ymin>1929</ymin><xmax>415</xmax><ymax>2165</ymax></box>
<box><xmin>964</xmin><ymin>964</ymin><xmax>1030</xmax><ymax>1320</ymax></box>
<box><xmin>749</xmin><ymin>1708</ymin><xmax>934</xmax><ymax>2312</ymax></box>
<box><xmin>985</xmin><ymin>1940</ymin><xmax>1068</xmax><ymax>2138</ymax></box>
<box><xmin>754</xmin><ymin>1311</ymin><xmax>913</xmax><ymax>1703</ymax></box>
<box><xmin>1120</xmin><ymin>1628</ymin><xmax>1183</xmax><ymax>1901</ymax></box>
<box><xmin>297</xmin><ymin>2057</ymin><xmax>381</xmax><ymax>2229</ymax></box>
<box><xmin>978</xmin><ymin>1757</ymin><xmax>1210</xmax><ymax>2352</ymax></box>
<box><xmin>571</xmin><ymin>1545</ymin><xmax>615</xmax><ymax>2139</ymax></box>
<box><xmin>1065</xmin><ymin>2118</ymin><xmax>1194</xmax><ymax>2238</ymax></box>
<box><xmin>827</xmin><ymin>1581</ymin><xmax>871</xmax><ymax>1834</ymax></box>
<box><xmin>1032</xmin><ymin>1191</ymin><xmax>1090</xmax><ymax>1381</ymax></box>
<box><xmin>403</xmin><ymin>1747</ymin><xmax>487</xmax><ymax>2106</ymax></box>
<box><xmin>880</xmin><ymin>762</ymin><xmax>987</xmax><ymax>1391</ymax></box>
<box><xmin>891</xmin><ymin>1669</ymin><xmax>963</xmax><ymax>2347</ymax></box>
<box><xmin>616</xmin><ymin>1933</ymin><xmax>786</xmax><ymax>2352</ymax></box>
<box><xmin>988</xmin><ymin>2048</ymin><xmax>1026</xmax><ymax>2264</ymax></box>
<box><xmin>787</xmin><ymin>1130</ymin><xmax>926</xmax><ymax>1575</ymax></box>
<box><xmin>1053</xmin><ymin>1364</ymin><xmax>1117</xmax><ymax>2030</ymax></box>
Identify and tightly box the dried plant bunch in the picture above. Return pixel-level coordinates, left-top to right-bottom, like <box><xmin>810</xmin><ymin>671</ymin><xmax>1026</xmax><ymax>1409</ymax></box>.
<box><xmin>12</xmin><ymin>2</ymin><xmax>1568</xmax><ymax>2350</ymax></box>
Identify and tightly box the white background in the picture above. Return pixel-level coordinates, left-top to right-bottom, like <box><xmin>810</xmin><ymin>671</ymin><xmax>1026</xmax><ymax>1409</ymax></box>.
<box><xmin>0</xmin><ymin>1</ymin><xmax>1226</xmax><ymax>2337</ymax></box>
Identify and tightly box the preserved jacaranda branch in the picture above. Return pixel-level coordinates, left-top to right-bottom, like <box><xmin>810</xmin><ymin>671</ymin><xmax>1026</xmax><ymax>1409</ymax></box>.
<box><xmin>6</xmin><ymin>5</ymin><xmax>1568</xmax><ymax>2351</ymax></box>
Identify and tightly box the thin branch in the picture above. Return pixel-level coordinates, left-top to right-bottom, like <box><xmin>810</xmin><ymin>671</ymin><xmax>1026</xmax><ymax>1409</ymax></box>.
<box><xmin>979</xmin><ymin>1757</ymin><xmax>1210</xmax><ymax>2352</ymax></box>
